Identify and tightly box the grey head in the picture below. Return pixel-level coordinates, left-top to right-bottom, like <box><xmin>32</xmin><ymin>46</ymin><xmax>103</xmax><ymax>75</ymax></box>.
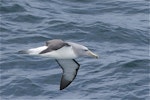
<box><xmin>66</xmin><ymin>42</ymin><xmax>98</xmax><ymax>58</ymax></box>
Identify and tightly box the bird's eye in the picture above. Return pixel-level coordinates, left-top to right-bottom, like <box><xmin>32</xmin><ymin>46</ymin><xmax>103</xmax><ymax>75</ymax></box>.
<box><xmin>84</xmin><ymin>49</ymin><xmax>88</xmax><ymax>51</ymax></box>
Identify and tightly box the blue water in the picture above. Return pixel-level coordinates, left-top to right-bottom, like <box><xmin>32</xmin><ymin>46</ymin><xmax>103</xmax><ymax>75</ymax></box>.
<box><xmin>0</xmin><ymin>0</ymin><xmax>149</xmax><ymax>100</ymax></box>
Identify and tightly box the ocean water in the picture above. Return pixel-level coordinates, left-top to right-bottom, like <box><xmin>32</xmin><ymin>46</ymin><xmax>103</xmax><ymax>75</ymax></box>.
<box><xmin>0</xmin><ymin>0</ymin><xmax>149</xmax><ymax>100</ymax></box>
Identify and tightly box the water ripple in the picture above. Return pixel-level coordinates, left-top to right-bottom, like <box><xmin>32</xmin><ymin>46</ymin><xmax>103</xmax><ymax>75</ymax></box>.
<box><xmin>0</xmin><ymin>4</ymin><xmax>26</xmax><ymax>14</ymax></box>
<box><xmin>0</xmin><ymin>0</ymin><xmax>149</xmax><ymax>99</ymax></box>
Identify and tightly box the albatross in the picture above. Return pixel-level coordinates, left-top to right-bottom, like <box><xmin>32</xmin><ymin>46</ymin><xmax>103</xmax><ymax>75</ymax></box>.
<box><xmin>19</xmin><ymin>39</ymin><xmax>98</xmax><ymax>90</ymax></box>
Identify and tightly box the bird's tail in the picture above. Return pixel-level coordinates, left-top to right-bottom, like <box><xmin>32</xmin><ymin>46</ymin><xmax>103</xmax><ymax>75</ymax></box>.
<box><xmin>18</xmin><ymin>50</ymin><xmax>29</xmax><ymax>54</ymax></box>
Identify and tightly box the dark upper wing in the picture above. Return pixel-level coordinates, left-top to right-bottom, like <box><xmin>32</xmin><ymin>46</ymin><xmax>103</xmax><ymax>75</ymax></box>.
<box><xmin>40</xmin><ymin>39</ymin><xmax>70</xmax><ymax>54</ymax></box>
<box><xmin>56</xmin><ymin>59</ymin><xmax>80</xmax><ymax>90</ymax></box>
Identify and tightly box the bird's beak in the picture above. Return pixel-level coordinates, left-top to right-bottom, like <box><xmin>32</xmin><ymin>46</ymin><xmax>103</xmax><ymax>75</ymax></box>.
<box><xmin>87</xmin><ymin>50</ymin><xmax>99</xmax><ymax>59</ymax></box>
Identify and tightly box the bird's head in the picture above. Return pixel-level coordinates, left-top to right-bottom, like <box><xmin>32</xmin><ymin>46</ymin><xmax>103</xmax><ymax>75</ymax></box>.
<box><xmin>68</xmin><ymin>42</ymin><xmax>99</xmax><ymax>59</ymax></box>
<box><xmin>79</xmin><ymin>47</ymin><xmax>99</xmax><ymax>59</ymax></box>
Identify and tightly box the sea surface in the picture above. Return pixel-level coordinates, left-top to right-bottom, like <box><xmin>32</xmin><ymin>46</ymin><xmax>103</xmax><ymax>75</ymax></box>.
<box><xmin>0</xmin><ymin>0</ymin><xmax>149</xmax><ymax>100</ymax></box>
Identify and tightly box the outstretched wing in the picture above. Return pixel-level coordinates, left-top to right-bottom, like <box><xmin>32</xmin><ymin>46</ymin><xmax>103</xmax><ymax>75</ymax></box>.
<box><xmin>56</xmin><ymin>59</ymin><xmax>80</xmax><ymax>90</ymax></box>
<box><xmin>40</xmin><ymin>39</ymin><xmax>70</xmax><ymax>54</ymax></box>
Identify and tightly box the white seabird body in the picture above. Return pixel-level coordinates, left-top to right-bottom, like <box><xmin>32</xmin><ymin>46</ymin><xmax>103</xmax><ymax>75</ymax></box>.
<box><xmin>27</xmin><ymin>46</ymin><xmax>77</xmax><ymax>59</ymax></box>
<box><xmin>19</xmin><ymin>39</ymin><xmax>98</xmax><ymax>90</ymax></box>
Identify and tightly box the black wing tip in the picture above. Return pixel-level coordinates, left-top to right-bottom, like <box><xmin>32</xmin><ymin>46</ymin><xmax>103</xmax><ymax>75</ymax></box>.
<box><xmin>60</xmin><ymin>83</ymin><xmax>71</xmax><ymax>90</ymax></box>
<box><xmin>60</xmin><ymin>87</ymin><xmax>65</xmax><ymax>90</ymax></box>
<box><xmin>39</xmin><ymin>48</ymin><xmax>49</xmax><ymax>54</ymax></box>
<box><xmin>60</xmin><ymin>78</ymin><xmax>72</xmax><ymax>90</ymax></box>
<box><xmin>39</xmin><ymin>50</ymin><xmax>46</xmax><ymax>54</ymax></box>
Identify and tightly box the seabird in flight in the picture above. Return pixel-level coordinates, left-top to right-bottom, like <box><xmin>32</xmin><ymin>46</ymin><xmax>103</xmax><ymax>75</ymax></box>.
<box><xmin>19</xmin><ymin>39</ymin><xmax>98</xmax><ymax>90</ymax></box>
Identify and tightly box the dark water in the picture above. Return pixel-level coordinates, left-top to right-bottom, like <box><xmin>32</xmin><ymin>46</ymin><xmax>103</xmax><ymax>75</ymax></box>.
<box><xmin>0</xmin><ymin>0</ymin><xmax>149</xmax><ymax>100</ymax></box>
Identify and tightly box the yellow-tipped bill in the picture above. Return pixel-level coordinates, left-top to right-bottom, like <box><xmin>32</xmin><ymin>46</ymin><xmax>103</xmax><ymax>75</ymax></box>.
<box><xmin>87</xmin><ymin>50</ymin><xmax>99</xmax><ymax>59</ymax></box>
